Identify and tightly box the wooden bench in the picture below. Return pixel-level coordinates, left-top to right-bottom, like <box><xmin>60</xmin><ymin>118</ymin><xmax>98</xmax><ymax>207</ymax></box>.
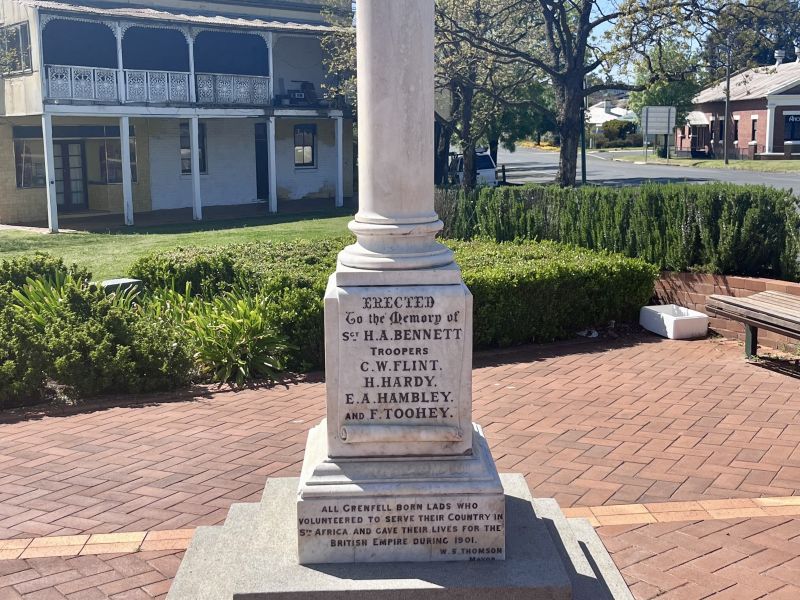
<box><xmin>706</xmin><ymin>291</ymin><xmax>800</xmax><ymax>357</ymax></box>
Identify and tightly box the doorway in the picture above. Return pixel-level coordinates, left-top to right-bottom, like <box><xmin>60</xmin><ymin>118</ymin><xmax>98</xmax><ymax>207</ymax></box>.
<box><xmin>254</xmin><ymin>123</ymin><xmax>269</xmax><ymax>201</ymax></box>
<box><xmin>53</xmin><ymin>141</ymin><xmax>88</xmax><ymax>211</ymax></box>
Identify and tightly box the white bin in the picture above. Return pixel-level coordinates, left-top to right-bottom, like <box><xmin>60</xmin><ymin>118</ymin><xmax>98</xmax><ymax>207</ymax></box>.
<box><xmin>639</xmin><ymin>304</ymin><xmax>709</xmax><ymax>340</ymax></box>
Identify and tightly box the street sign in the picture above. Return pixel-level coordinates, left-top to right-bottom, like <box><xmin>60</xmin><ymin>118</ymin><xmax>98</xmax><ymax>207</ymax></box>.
<box><xmin>642</xmin><ymin>106</ymin><xmax>677</xmax><ymax>136</ymax></box>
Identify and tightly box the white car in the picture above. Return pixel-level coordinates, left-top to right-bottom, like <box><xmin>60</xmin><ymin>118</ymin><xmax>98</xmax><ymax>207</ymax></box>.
<box><xmin>449</xmin><ymin>151</ymin><xmax>498</xmax><ymax>187</ymax></box>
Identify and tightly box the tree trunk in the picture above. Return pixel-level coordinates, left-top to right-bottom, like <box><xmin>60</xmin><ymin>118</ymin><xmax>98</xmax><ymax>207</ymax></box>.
<box><xmin>556</xmin><ymin>82</ymin><xmax>584</xmax><ymax>187</ymax></box>
<box><xmin>434</xmin><ymin>120</ymin><xmax>444</xmax><ymax>185</ymax></box>
<box><xmin>463</xmin><ymin>141</ymin><xmax>477</xmax><ymax>190</ymax></box>
<box><xmin>461</xmin><ymin>83</ymin><xmax>477</xmax><ymax>190</ymax></box>
<box><xmin>434</xmin><ymin>119</ymin><xmax>454</xmax><ymax>185</ymax></box>
<box><xmin>489</xmin><ymin>137</ymin><xmax>499</xmax><ymax>166</ymax></box>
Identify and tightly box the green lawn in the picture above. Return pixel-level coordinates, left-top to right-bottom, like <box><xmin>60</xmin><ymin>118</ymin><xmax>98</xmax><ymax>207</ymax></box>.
<box><xmin>0</xmin><ymin>213</ymin><xmax>353</xmax><ymax>280</ymax></box>
<box><xmin>611</xmin><ymin>155</ymin><xmax>800</xmax><ymax>173</ymax></box>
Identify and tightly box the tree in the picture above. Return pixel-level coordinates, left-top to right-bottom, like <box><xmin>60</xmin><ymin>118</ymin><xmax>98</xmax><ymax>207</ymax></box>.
<box><xmin>483</xmin><ymin>81</ymin><xmax>556</xmax><ymax>164</ymax></box>
<box><xmin>702</xmin><ymin>0</ymin><xmax>800</xmax><ymax>79</ymax></box>
<box><xmin>439</xmin><ymin>0</ymin><xmax>792</xmax><ymax>186</ymax></box>
<box><xmin>0</xmin><ymin>27</ymin><xmax>18</xmax><ymax>74</ymax></box>
<box><xmin>320</xmin><ymin>1</ymin><xmax>357</xmax><ymax>109</ymax></box>
<box><xmin>435</xmin><ymin>0</ymin><xmax>537</xmax><ymax>189</ymax></box>
<box><xmin>628</xmin><ymin>43</ymin><xmax>701</xmax><ymax>129</ymax></box>
<box><xmin>322</xmin><ymin>1</ymin><xmax>548</xmax><ymax>190</ymax></box>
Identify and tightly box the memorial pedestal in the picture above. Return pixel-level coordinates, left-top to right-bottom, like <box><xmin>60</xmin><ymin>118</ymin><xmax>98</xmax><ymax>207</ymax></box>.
<box><xmin>297</xmin><ymin>421</ymin><xmax>504</xmax><ymax>564</ymax></box>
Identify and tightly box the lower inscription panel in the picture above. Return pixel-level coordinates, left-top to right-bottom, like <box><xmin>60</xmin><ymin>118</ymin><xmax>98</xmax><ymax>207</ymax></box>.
<box><xmin>297</xmin><ymin>493</ymin><xmax>505</xmax><ymax>564</ymax></box>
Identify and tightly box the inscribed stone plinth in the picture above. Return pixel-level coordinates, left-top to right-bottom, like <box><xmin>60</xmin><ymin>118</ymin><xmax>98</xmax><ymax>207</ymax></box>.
<box><xmin>167</xmin><ymin>475</ymin><xmax>573</xmax><ymax>600</ymax></box>
<box><xmin>324</xmin><ymin>279</ymin><xmax>473</xmax><ymax>458</ymax></box>
<box><xmin>297</xmin><ymin>421</ymin><xmax>504</xmax><ymax>564</ymax></box>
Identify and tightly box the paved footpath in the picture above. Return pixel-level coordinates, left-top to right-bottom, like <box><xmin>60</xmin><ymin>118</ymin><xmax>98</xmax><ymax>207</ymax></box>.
<box><xmin>1</xmin><ymin>335</ymin><xmax>800</xmax><ymax>598</ymax></box>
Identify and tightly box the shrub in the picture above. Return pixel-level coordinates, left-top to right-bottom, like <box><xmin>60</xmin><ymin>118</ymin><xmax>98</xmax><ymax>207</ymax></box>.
<box><xmin>130</xmin><ymin>239</ymin><xmax>342</xmax><ymax>370</ymax></box>
<box><xmin>436</xmin><ymin>183</ymin><xmax>800</xmax><ymax>281</ymax></box>
<box><xmin>0</xmin><ymin>303</ymin><xmax>48</xmax><ymax>409</ymax></box>
<box><xmin>129</xmin><ymin>239</ymin><xmax>344</xmax><ymax>294</ymax></box>
<box><xmin>0</xmin><ymin>255</ymin><xmax>90</xmax><ymax>408</ymax></box>
<box><xmin>146</xmin><ymin>285</ymin><xmax>289</xmax><ymax>386</ymax></box>
<box><xmin>452</xmin><ymin>240</ymin><xmax>658</xmax><ymax>346</ymax></box>
<box><xmin>0</xmin><ymin>253</ymin><xmax>90</xmax><ymax>291</ymax></box>
<box><xmin>9</xmin><ymin>276</ymin><xmax>192</xmax><ymax>400</ymax></box>
<box><xmin>602</xmin><ymin>119</ymin><xmax>637</xmax><ymax>142</ymax></box>
<box><xmin>131</xmin><ymin>238</ymin><xmax>659</xmax><ymax>360</ymax></box>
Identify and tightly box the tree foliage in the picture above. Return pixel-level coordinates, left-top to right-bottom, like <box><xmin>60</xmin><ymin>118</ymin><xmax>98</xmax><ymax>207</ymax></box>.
<box><xmin>435</xmin><ymin>0</ymin><xmax>542</xmax><ymax>189</ymax></box>
<box><xmin>702</xmin><ymin>0</ymin><xmax>800</xmax><ymax>79</ymax></box>
<box><xmin>320</xmin><ymin>1</ymin><xmax>357</xmax><ymax>108</ymax></box>
<box><xmin>628</xmin><ymin>43</ymin><xmax>702</xmax><ymax>127</ymax></box>
<box><xmin>321</xmin><ymin>1</ymin><xmax>798</xmax><ymax>188</ymax></box>
<box><xmin>0</xmin><ymin>28</ymin><xmax>18</xmax><ymax>74</ymax></box>
<box><xmin>321</xmin><ymin>1</ymin><xmax>553</xmax><ymax>190</ymax></box>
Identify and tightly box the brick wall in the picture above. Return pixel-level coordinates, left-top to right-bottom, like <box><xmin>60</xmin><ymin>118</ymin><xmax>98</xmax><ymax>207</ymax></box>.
<box><xmin>655</xmin><ymin>272</ymin><xmax>800</xmax><ymax>352</ymax></box>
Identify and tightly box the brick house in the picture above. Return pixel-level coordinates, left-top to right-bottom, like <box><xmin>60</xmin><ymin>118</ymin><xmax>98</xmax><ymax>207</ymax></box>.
<box><xmin>675</xmin><ymin>51</ymin><xmax>800</xmax><ymax>160</ymax></box>
<box><xmin>0</xmin><ymin>0</ymin><xmax>353</xmax><ymax>231</ymax></box>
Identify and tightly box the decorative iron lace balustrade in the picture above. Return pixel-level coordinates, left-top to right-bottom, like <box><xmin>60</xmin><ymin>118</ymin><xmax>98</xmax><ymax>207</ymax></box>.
<box><xmin>196</xmin><ymin>73</ymin><xmax>270</xmax><ymax>105</ymax></box>
<box><xmin>45</xmin><ymin>66</ymin><xmax>270</xmax><ymax>106</ymax></box>
<box><xmin>125</xmin><ymin>70</ymin><xmax>190</xmax><ymax>103</ymax></box>
<box><xmin>46</xmin><ymin>65</ymin><xmax>119</xmax><ymax>101</ymax></box>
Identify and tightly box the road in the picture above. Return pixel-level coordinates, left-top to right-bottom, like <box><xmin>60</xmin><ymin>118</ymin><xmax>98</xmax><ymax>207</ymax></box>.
<box><xmin>496</xmin><ymin>146</ymin><xmax>799</xmax><ymax>192</ymax></box>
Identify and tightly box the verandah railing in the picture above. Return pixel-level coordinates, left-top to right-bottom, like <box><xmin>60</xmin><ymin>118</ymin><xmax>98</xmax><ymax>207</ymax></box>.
<box><xmin>45</xmin><ymin>65</ymin><xmax>271</xmax><ymax>106</ymax></box>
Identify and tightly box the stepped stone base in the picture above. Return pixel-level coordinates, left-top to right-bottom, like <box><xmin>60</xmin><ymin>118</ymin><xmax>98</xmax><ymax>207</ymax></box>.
<box><xmin>167</xmin><ymin>474</ymin><xmax>633</xmax><ymax>600</ymax></box>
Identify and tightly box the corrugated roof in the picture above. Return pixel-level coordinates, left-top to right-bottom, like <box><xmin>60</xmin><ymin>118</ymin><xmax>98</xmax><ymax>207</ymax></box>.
<box><xmin>695</xmin><ymin>61</ymin><xmax>800</xmax><ymax>103</ymax></box>
<box><xmin>587</xmin><ymin>101</ymin><xmax>636</xmax><ymax>125</ymax></box>
<box><xmin>17</xmin><ymin>0</ymin><xmax>332</xmax><ymax>33</ymax></box>
<box><xmin>687</xmin><ymin>110</ymin><xmax>709</xmax><ymax>126</ymax></box>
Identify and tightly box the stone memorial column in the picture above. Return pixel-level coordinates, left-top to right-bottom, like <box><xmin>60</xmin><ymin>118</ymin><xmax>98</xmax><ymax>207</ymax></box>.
<box><xmin>296</xmin><ymin>0</ymin><xmax>506</xmax><ymax>564</ymax></box>
<box><xmin>169</xmin><ymin>2</ymin><xmax>632</xmax><ymax>594</ymax></box>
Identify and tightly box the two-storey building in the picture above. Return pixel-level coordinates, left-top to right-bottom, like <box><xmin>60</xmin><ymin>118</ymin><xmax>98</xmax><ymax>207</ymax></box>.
<box><xmin>0</xmin><ymin>0</ymin><xmax>353</xmax><ymax>231</ymax></box>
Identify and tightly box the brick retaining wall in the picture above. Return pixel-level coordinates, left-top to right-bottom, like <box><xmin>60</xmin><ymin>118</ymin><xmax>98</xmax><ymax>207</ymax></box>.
<box><xmin>655</xmin><ymin>272</ymin><xmax>800</xmax><ymax>352</ymax></box>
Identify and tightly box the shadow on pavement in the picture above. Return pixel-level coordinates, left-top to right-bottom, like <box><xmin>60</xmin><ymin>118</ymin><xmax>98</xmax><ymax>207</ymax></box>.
<box><xmin>473</xmin><ymin>331</ymin><xmax>664</xmax><ymax>369</ymax></box>
<box><xmin>586</xmin><ymin>176</ymin><xmax>711</xmax><ymax>187</ymax></box>
<box><xmin>0</xmin><ymin>373</ymin><xmax>325</xmax><ymax>425</ymax></box>
<box><xmin>751</xmin><ymin>356</ymin><xmax>800</xmax><ymax>380</ymax></box>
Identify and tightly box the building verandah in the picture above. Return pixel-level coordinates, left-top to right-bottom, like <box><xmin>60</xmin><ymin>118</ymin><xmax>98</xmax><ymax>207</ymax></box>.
<box><xmin>0</xmin><ymin>108</ymin><xmax>352</xmax><ymax>232</ymax></box>
<box><xmin>0</xmin><ymin>1</ymin><xmax>353</xmax><ymax>231</ymax></box>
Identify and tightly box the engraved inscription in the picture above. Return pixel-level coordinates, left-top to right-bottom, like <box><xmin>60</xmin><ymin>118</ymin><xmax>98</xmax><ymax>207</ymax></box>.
<box><xmin>297</xmin><ymin>494</ymin><xmax>505</xmax><ymax>563</ymax></box>
<box><xmin>337</xmin><ymin>286</ymin><xmax>467</xmax><ymax>432</ymax></box>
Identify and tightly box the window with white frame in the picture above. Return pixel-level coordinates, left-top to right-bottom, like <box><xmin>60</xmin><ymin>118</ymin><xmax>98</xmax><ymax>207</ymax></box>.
<box><xmin>100</xmin><ymin>138</ymin><xmax>138</xmax><ymax>184</ymax></box>
<box><xmin>1</xmin><ymin>22</ymin><xmax>32</xmax><ymax>74</ymax></box>
<box><xmin>751</xmin><ymin>117</ymin><xmax>758</xmax><ymax>142</ymax></box>
<box><xmin>180</xmin><ymin>121</ymin><xmax>208</xmax><ymax>174</ymax></box>
<box><xmin>294</xmin><ymin>124</ymin><xmax>316</xmax><ymax>167</ymax></box>
<box><xmin>14</xmin><ymin>139</ymin><xmax>46</xmax><ymax>188</ymax></box>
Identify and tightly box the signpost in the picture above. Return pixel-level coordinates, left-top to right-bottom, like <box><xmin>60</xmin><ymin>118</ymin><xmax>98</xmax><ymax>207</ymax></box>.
<box><xmin>642</xmin><ymin>106</ymin><xmax>676</xmax><ymax>162</ymax></box>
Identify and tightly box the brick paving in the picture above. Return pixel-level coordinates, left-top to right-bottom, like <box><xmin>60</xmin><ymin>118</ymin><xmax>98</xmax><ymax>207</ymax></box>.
<box><xmin>0</xmin><ymin>334</ymin><xmax>799</xmax><ymax>598</ymax></box>
<box><xmin>599</xmin><ymin>518</ymin><xmax>800</xmax><ymax>599</ymax></box>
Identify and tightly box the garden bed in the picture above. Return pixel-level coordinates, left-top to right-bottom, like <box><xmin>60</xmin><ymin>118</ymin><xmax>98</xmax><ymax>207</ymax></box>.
<box><xmin>1</xmin><ymin>240</ymin><xmax>658</xmax><ymax>408</ymax></box>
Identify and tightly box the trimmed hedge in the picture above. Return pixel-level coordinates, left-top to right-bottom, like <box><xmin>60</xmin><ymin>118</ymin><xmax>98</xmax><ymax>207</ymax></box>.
<box><xmin>129</xmin><ymin>239</ymin><xmax>342</xmax><ymax>371</ymax></box>
<box><xmin>130</xmin><ymin>238</ymin><xmax>658</xmax><ymax>355</ymax></box>
<box><xmin>435</xmin><ymin>183</ymin><xmax>800</xmax><ymax>281</ymax></box>
<box><xmin>451</xmin><ymin>240</ymin><xmax>657</xmax><ymax>346</ymax></box>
